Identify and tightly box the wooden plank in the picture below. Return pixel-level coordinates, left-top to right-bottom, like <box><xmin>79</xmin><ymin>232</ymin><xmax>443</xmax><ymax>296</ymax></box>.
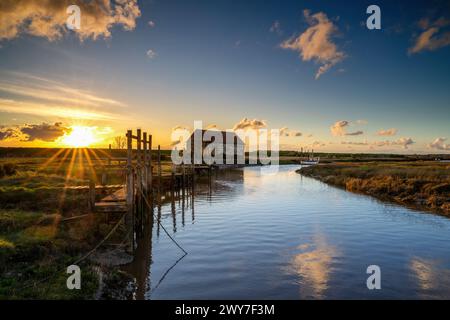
<box><xmin>89</xmin><ymin>180</ymin><xmax>95</xmax><ymax>212</ymax></box>
<box><xmin>95</xmin><ymin>202</ymin><xmax>127</xmax><ymax>212</ymax></box>
<box><xmin>101</xmin><ymin>188</ymin><xmax>126</xmax><ymax>202</ymax></box>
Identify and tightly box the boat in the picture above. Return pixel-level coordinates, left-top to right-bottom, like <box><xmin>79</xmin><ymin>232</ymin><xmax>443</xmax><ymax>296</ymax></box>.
<box><xmin>300</xmin><ymin>157</ymin><xmax>320</xmax><ymax>165</ymax></box>
<box><xmin>299</xmin><ymin>148</ymin><xmax>320</xmax><ymax>165</ymax></box>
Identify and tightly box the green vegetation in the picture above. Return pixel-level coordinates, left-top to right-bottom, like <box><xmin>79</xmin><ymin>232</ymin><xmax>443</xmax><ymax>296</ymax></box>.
<box><xmin>0</xmin><ymin>209</ymin><xmax>101</xmax><ymax>299</ymax></box>
<box><xmin>298</xmin><ymin>162</ymin><xmax>450</xmax><ymax>214</ymax></box>
<box><xmin>0</xmin><ymin>152</ymin><xmax>132</xmax><ymax>299</ymax></box>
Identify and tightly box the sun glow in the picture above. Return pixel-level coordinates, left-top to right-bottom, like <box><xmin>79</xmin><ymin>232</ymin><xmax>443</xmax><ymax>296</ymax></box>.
<box><xmin>61</xmin><ymin>126</ymin><xmax>97</xmax><ymax>147</ymax></box>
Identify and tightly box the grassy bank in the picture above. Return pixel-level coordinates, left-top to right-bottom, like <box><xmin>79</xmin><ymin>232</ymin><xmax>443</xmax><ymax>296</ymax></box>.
<box><xmin>297</xmin><ymin>162</ymin><xmax>450</xmax><ymax>214</ymax></box>
<box><xmin>0</xmin><ymin>156</ymin><xmax>135</xmax><ymax>299</ymax></box>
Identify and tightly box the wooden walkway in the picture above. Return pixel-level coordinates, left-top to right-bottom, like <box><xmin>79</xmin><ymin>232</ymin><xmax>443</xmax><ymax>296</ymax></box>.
<box><xmin>93</xmin><ymin>171</ymin><xmax>203</xmax><ymax>213</ymax></box>
<box><xmin>86</xmin><ymin>127</ymin><xmax>212</xmax><ymax>251</ymax></box>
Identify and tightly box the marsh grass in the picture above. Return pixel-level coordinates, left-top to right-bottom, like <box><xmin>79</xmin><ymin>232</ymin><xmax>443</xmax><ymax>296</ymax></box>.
<box><xmin>0</xmin><ymin>156</ymin><xmax>130</xmax><ymax>299</ymax></box>
<box><xmin>298</xmin><ymin>162</ymin><xmax>450</xmax><ymax>214</ymax></box>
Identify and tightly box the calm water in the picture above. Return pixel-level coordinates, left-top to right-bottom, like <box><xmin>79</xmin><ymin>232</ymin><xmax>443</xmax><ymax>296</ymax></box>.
<box><xmin>129</xmin><ymin>165</ymin><xmax>450</xmax><ymax>299</ymax></box>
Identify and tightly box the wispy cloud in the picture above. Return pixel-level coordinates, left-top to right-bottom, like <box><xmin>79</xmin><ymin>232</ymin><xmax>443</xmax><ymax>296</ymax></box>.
<box><xmin>376</xmin><ymin>128</ymin><xmax>398</xmax><ymax>136</ymax></box>
<box><xmin>409</xmin><ymin>17</ymin><xmax>450</xmax><ymax>54</ymax></box>
<box><xmin>280</xmin><ymin>10</ymin><xmax>345</xmax><ymax>79</ymax></box>
<box><xmin>0</xmin><ymin>74</ymin><xmax>124</xmax><ymax>108</ymax></box>
<box><xmin>280</xmin><ymin>127</ymin><xmax>302</xmax><ymax>137</ymax></box>
<box><xmin>270</xmin><ymin>21</ymin><xmax>283</xmax><ymax>35</ymax></box>
<box><xmin>0</xmin><ymin>0</ymin><xmax>141</xmax><ymax>41</ymax></box>
<box><xmin>0</xmin><ymin>72</ymin><xmax>125</xmax><ymax>121</ymax></box>
<box><xmin>373</xmin><ymin>137</ymin><xmax>415</xmax><ymax>149</ymax></box>
<box><xmin>341</xmin><ymin>141</ymin><xmax>368</xmax><ymax>146</ymax></box>
<box><xmin>0</xmin><ymin>99</ymin><xmax>119</xmax><ymax>121</ymax></box>
<box><xmin>342</xmin><ymin>137</ymin><xmax>415</xmax><ymax>150</ymax></box>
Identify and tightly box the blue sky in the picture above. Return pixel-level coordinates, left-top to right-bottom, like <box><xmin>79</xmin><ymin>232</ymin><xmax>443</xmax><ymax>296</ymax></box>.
<box><xmin>0</xmin><ymin>0</ymin><xmax>449</xmax><ymax>152</ymax></box>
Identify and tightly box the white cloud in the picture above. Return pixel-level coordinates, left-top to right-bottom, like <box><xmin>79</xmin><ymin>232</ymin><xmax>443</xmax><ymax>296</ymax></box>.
<box><xmin>146</xmin><ymin>49</ymin><xmax>157</xmax><ymax>59</ymax></box>
<box><xmin>280</xmin><ymin>10</ymin><xmax>345</xmax><ymax>79</ymax></box>
<box><xmin>428</xmin><ymin>137</ymin><xmax>450</xmax><ymax>151</ymax></box>
<box><xmin>233</xmin><ymin>118</ymin><xmax>267</xmax><ymax>131</ymax></box>
<box><xmin>330</xmin><ymin>120</ymin><xmax>364</xmax><ymax>136</ymax></box>
<box><xmin>148</xmin><ymin>20</ymin><xmax>155</xmax><ymax>28</ymax></box>
<box><xmin>0</xmin><ymin>0</ymin><xmax>141</xmax><ymax>41</ymax></box>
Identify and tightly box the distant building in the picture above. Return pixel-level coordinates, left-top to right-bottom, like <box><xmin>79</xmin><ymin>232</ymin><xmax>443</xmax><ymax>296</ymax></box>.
<box><xmin>185</xmin><ymin>129</ymin><xmax>245</xmax><ymax>167</ymax></box>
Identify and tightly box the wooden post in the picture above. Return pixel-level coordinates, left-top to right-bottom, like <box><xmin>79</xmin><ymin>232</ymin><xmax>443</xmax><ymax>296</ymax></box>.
<box><xmin>182</xmin><ymin>164</ymin><xmax>185</xmax><ymax>200</ymax></box>
<box><xmin>148</xmin><ymin>134</ymin><xmax>153</xmax><ymax>191</ymax></box>
<box><xmin>126</xmin><ymin>130</ymin><xmax>135</xmax><ymax>252</ymax></box>
<box><xmin>148</xmin><ymin>134</ymin><xmax>153</xmax><ymax>210</ymax></box>
<box><xmin>108</xmin><ymin>144</ymin><xmax>112</xmax><ymax>166</ymax></box>
<box><xmin>101</xmin><ymin>169</ymin><xmax>107</xmax><ymax>185</ymax></box>
<box><xmin>143</xmin><ymin>132</ymin><xmax>148</xmax><ymax>195</ymax></box>
<box><xmin>158</xmin><ymin>144</ymin><xmax>162</xmax><ymax>192</ymax></box>
<box><xmin>208</xmin><ymin>165</ymin><xmax>212</xmax><ymax>195</ymax></box>
<box><xmin>191</xmin><ymin>163</ymin><xmax>195</xmax><ymax>198</ymax></box>
<box><xmin>136</xmin><ymin>129</ymin><xmax>142</xmax><ymax>236</ymax></box>
<box><xmin>171</xmin><ymin>164</ymin><xmax>175</xmax><ymax>201</ymax></box>
<box><xmin>88</xmin><ymin>180</ymin><xmax>96</xmax><ymax>212</ymax></box>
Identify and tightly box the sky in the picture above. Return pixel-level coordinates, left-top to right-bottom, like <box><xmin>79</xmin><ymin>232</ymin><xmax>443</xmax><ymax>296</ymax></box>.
<box><xmin>0</xmin><ymin>0</ymin><xmax>449</xmax><ymax>153</ymax></box>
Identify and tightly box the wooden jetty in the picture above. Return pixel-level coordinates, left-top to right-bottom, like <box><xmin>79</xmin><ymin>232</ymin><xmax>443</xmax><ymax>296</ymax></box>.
<box><xmin>87</xmin><ymin>128</ymin><xmax>212</xmax><ymax>251</ymax></box>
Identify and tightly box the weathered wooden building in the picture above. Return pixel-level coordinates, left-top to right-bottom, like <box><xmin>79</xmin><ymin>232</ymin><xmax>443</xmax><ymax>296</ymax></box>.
<box><xmin>185</xmin><ymin>129</ymin><xmax>245</xmax><ymax>167</ymax></box>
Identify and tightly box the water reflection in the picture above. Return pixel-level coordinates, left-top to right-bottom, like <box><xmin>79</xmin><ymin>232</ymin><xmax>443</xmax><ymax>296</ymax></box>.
<box><xmin>287</xmin><ymin>233</ymin><xmax>340</xmax><ymax>299</ymax></box>
<box><xmin>410</xmin><ymin>257</ymin><xmax>450</xmax><ymax>299</ymax></box>
<box><xmin>124</xmin><ymin>166</ymin><xmax>450</xmax><ymax>299</ymax></box>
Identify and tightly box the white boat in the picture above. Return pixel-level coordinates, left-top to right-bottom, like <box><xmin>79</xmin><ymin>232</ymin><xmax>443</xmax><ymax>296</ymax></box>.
<box><xmin>299</xmin><ymin>148</ymin><xmax>320</xmax><ymax>165</ymax></box>
<box><xmin>300</xmin><ymin>159</ymin><xmax>319</xmax><ymax>166</ymax></box>
<box><xmin>300</xmin><ymin>157</ymin><xmax>320</xmax><ymax>165</ymax></box>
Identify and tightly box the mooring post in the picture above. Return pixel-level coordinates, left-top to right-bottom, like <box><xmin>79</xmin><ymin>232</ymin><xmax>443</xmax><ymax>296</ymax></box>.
<box><xmin>143</xmin><ymin>132</ymin><xmax>148</xmax><ymax>195</ymax></box>
<box><xmin>143</xmin><ymin>132</ymin><xmax>150</xmax><ymax>224</ymax></box>
<box><xmin>182</xmin><ymin>163</ymin><xmax>185</xmax><ymax>200</ymax></box>
<box><xmin>126</xmin><ymin>130</ymin><xmax>135</xmax><ymax>252</ymax></box>
<box><xmin>101</xmin><ymin>167</ymin><xmax>107</xmax><ymax>185</ymax></box>
<box><xmin>191</xmin><ymin>163</ymin><xmax>195</xmax><ymax>198</ymax></box>
<box><xmin>88</xmin><ymin>180</ymin><xmax>96</xmax><ymax>212</ymax></box>
<box><xmin>171</xmin><ymin>164</ymin><xmax>175</xmax><ymax>201</ymax></box>
<box><xmin>108</xmin><ymin>144</ymin><xmax>112</xmax><ymax>166</ymax></box>
<box><xmin>158</xmin><ymin>144</ymin><xmax>162</xmax><ymax>192</ymax></box>
<box><xmin>148</xmin><ymin>135</ymin><xmax>153</xmax><ymax>188</ymax></box>
<box><xmin>148</xmin><ymin>134</ymin><xmax>153</xmax><ymax>208</ymax></box>
<box><xmin>208</xmin><ymin>165</ymin><xmax>212</xmax><ymax>195</ymax></box>
<box><xmin>136</xmin><ymin>129</ymin><xmax>142</xmax><ymax>235</ymax></box>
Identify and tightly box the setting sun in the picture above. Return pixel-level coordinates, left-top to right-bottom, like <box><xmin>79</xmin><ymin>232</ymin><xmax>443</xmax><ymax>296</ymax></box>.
<box><xmin>61</xmin><ymin>126</ymin><xmax>97</xmax><ymax>148</ymax></box>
